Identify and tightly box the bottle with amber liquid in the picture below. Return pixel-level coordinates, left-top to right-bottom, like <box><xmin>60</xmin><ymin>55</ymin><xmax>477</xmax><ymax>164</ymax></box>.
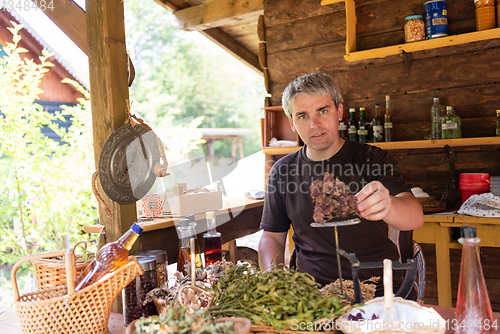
<box><xmin>384</xmin><ymin>95</ymin><xmax>393</xmax><ymax>142</ymax></box>
<box><xmin>203</xmin><ymin>211</ymin><xmax>222</xmax><ymax>265</ymax></box>
<box><xmin>495</xmin><ymin>110</ymin><xmax>499</xmax><ymax>137</ymax></box>
<box><xmin>75</xmin><ymin>222</ymin><xmax>143</xmax><ymax>291</ymax></box>
<box><xmin>176</xmin><ymin>218</ymin><xmax>191</xmax><ymax>274</ymax></box>
<box><xmin>455</xmin><ymin>226</ymin><xmax>496</xmax><ymax>334</ymax></box>
<box><xmin>372</xmin><ymin>104</ymin><xmax>384</xmax><ymax>143</ymax></box>
<box><xmin>186</xmin><ymin>214</ymin><xmax>203</xmax><ymax>268</ymax></box>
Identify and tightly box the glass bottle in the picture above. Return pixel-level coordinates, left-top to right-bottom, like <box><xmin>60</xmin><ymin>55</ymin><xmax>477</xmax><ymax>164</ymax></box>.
<box><xmin>441</xmin><ymin>106</ymin><xmax>462</xmax><ymax>139</ymax></box>
<box><xmin>456</xmin><ymin>226</ymin><xmax>495</xmax><ymax>334</ymax></box>
<box><xmin>496</xmin><ymin>110</ymin><xmax>500</xmax><ymax>137</ymax></box>
<box><xmin>203</xmin><ymin>211</ymin><xmax>222</xmax><ymax>265</ymax></box>
<box><xmin>430</xmin><ymin>97</ymin><xmax>443</xmax><ymax>140</ymax></box>
<box><xmin>338</xmin><ymin>119</ymin><xmax>347</xmax><ymax>139</ymax></box>
<box><xmin>384</xmin><ymin>95</ymin><xmax>393</xmax><ymax>142</ymax></box>
<box><xmin>357</xmin><ymin>107</ymin><xmax>368</xmax><ymax>143</ymax></box>
<box><xmin>348</xmin><ymin>108</ymin><xmax>357</xmax><ymax>142</ymax></box>
<box><xmin>372</xmin><ymin>104</ymin><xmax>384</xmax><ymax>143</ymax></box>
<box><xmin>75</xmin><ymin>222</ymin><xmax>143</xmax><ymax>291</ymax></box>
<box><xmin>176</xmin><ymin>218</ymin><xmax>191</xmax><ymax>274</ymax></box>
<box><xmin>186</xmin><ymin>214</ymin><xmax>203</xmax><ymax>268</ymax></box>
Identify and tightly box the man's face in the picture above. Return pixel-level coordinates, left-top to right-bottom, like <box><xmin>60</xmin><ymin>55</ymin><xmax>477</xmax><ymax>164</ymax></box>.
<box><xmin>288</xmin><ymin>93</ymin><xmax>343</xmax><ymax>161</ymax></box>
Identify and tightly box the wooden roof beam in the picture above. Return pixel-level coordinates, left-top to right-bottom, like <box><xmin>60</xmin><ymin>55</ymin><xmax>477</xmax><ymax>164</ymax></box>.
<box><xmin>171</xmin><ymin>0</ymin><xmax>263</xmax><ymax>31</ymax></box>
<box><xmin>30</xmin><ymin>0</ymin><xmax>88</xmax><ymax>55</ymax></box>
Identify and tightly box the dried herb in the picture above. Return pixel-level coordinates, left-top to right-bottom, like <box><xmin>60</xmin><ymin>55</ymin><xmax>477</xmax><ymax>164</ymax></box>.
<box><xmin>134</xmin><ymin>304</ymin><xmax>234</xmax><ymax>334</ymax></box>
<box><xmin>209</xmin><ymin>263</ymin><xmax>349</xmax><ymax>329</ymax></box>
<box><xmin>320</xmin><ymin>277</ymin><xmax>379</xmax><ymax>305</ymax></box>
<box><xmin>310</xmin><ymin>172</ymin><xmax>359</xmax><ymax>223</ymax></box>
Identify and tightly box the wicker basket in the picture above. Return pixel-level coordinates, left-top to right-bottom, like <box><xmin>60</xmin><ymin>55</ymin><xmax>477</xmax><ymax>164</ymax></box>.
<box><xmin>12</xmin><ymin>248</ymin><xmax>143</xmax><ymax>334</ymax></box>
<box><xmin>32</xmin><ymin>241</ymin><xmax>95</xmax><ymax>289</ymax></box>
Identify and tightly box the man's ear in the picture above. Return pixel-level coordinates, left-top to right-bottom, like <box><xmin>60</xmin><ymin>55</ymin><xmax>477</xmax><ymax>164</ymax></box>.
<box><xmin>337</xmin><ymin>103</ymin><xmax>344</xmax><ymax>121</ymax></box>
<box><xmin>288</xmin><ymin>117</ymin><xmax>296</xmax><ymax>132</ymax></box>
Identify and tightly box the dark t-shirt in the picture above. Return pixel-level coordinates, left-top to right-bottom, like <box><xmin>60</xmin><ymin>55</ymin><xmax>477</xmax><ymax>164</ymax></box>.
<box><xmin>260</xmin><ymin>140</ymin><xmax>411</xmax><ymax>290</ymax></box>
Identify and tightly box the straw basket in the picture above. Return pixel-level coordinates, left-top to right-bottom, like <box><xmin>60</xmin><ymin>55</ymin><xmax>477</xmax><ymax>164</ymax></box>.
<box><xmin>31</xmin><ymin>241</ymin><xmax>95</xmax><ymax>289</ymax></box>
<box><xmin>12</xmin><ymin>248</ymin><xmax>143</xmax><ymax>334</ymax></box>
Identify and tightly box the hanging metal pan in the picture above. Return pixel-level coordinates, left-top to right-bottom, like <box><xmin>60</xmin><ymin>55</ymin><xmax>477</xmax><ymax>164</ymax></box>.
<box><xmin>98</xmin><ymin>123</ymin><xmax>160</xmax><ymax>204</ymax></box>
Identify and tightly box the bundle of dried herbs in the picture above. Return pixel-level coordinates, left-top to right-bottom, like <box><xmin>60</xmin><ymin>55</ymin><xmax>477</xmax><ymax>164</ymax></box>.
<box><xmin>320</xmin><ymin>277</ymin><xmax>379</xmax><ymax>305</ymax></box>
<box><xmin>209</xmin><ymin>263</ymin><xmax>349</xmax><ymax>329</ymax></box>
<box><xmin>133</xmin><ymin>304</ymin><xmax>234</xmax><ymax>334</ymax></box>
<box><xmin>310</xmin><ymin>172</ymin><xmax>360</xmax><ymax>223</ymax></box>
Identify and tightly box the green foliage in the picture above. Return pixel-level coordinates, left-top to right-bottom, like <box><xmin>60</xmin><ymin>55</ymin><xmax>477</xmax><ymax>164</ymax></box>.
<box><xmin>124</xmin><ymin>0</ymin><xmax>266</xmax><ymax>161</ymax></box>
<box><xmin>0</xmin><ymin>23</ymin><xmax>98</xmax><ymax>271</ymax></box>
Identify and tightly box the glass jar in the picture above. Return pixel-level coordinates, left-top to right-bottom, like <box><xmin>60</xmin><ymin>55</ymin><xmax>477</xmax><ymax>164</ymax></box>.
<box><xmin>475</xmin><ymin>0</ymin><xmax>496</xmax><ymax>31</ymax></box>
<box><xmin>122</xmin><ymin>256</ymin><xmax>158</xmax><ymax>326</ymax></box>
<box><xmin>134</xmin><ymin>250</ymin><xmax>168</xmax><ymax>287</ymax></box>
<box><xmin>405</xmin><ymin>15</ymin><xmax>425</xmax><ymax>43</ymax></box>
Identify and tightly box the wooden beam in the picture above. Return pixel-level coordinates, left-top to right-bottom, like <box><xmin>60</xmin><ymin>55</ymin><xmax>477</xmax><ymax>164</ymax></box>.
<box><xmin>85</xmin><ymin>0</ymin><xmax>137</xmax><ymax>272</ymax></box>
<box><xmin>202</xmin><ymin>27</ymin><xmax>262</xmax><ymax>75</ymax></box>
<box><xmin>172</xmin><ymin>0</ymin><xmax>263</xmax><ymax>31</ymax></box>
<box><xmin>30</xmin><ymin>0</ymin><xmax>88</xmax><ymax>55</ymax></box>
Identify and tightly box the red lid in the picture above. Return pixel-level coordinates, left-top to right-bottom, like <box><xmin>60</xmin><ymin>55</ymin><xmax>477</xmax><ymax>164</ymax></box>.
<box><xmin>459</xmin><ymin>173</ymin><xmax>490</xmax><ymax>183</ymax></box>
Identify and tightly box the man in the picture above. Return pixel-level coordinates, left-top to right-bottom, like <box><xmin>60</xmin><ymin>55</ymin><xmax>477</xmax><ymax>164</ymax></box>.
<box><xmin>258</xmin><ymin>72</ymin><xmax>423</xmax><ymax>295</ymax></box>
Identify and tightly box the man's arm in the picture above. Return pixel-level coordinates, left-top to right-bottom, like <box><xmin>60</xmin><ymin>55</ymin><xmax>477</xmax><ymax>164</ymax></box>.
<box><xmin>355</xmin><ymin>181</ymin><xmax>424</xmax><ymax>231</ymax></box>
<box><xmin>258</xmin><ymin>230</ymin><xmax>288</xmax><ymax>271</ymax></box>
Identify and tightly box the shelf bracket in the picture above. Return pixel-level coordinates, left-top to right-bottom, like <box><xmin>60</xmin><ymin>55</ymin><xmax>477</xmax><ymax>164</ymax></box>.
<box><xmin>445</xmin><ymin>145</ymin><xmax>457</xmax><ymax>189</ymax></box>
<box><xmin>402</xmin><ymin>51</ymin><xmax>411</xmax><ymax>76</ymax></box>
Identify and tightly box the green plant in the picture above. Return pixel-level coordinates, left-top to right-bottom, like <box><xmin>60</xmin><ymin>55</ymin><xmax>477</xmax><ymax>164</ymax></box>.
<box><xmin>0</xmin><ymin>23</ymin><xmax>98</xmax><ymax>305</ymax></box>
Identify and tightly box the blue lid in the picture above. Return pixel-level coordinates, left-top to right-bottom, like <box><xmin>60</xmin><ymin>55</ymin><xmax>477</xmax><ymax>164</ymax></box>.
<box><xmin>405</xmin><ymin>15</ymin><xmax>423</xmax><ymax>20</ymax></box>
<box><xmin>131</xmin><ymin>222</ymin><xmax>143</xmax><ymax>235</ymax></box>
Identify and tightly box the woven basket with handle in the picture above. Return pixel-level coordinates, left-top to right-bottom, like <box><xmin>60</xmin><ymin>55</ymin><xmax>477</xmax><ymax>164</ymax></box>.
<box><xmin>12</xmin><ymin>248</ymin><xmax>143</xmax><ymax>334</ymax></box>
<box><xmin>31</xmin><ymin>241</ymin><xmax>95</xmax><ymax>289</ymax></box>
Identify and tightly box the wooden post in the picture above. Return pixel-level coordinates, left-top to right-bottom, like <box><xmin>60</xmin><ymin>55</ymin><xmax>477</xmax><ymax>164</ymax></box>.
<box><xmin>85</xmin><ymin>0</ymin><xmax>136</xmax><ymax>311</ymax></box>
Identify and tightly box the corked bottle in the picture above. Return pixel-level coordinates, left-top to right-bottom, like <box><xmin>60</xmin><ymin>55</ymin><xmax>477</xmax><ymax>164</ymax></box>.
<box><xmin>456</xmin><ymin>226</ymin><xmax>496</xmax><ymax>334</ymax></box>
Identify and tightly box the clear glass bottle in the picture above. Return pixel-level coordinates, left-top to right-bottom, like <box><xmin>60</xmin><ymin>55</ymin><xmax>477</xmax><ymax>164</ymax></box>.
<box><xmin>357</xmin><ymin>107</ymin><xmax>368</xmax><ymax>143</ymax></box>
<box><xmin>441</xmin><ymin>106</ymin><xmax>462</xmax><ymax>139</ymax></box>
<box><xmin>186</xmin><ymin>214</ymin><xmax>203</xmax><ymax>268</ymax></box>
<box><xmin>348</xmin><ymin>108</ymin><xmax>357</xmax><ymax>142</ymax></box>
<box><xmin>372</xmin><ymin>104</ymin><xmax>384</xmax><ymax>143</ymax></box>
<box><xmin>203</xmin><ymin>211</ymin><xmax>222</xmax><ymax>265</ymax></box>
<box><xmin>384</xmin><ymin>95</ymin><xmax>393</xmax><ymax>142</ymax></box>
<box><xmin>456</xmin><ymin>226</ymin><xmax>496</xmax><ymax>334</ymax></box>
<box><xmin>430</xmin><ymin>97</ymin><xmax>443</xmax><ymax>140</ymax></box>
<box><xmin>496</xmin><ymin>110</ymin><xmax>500</xmax><ymax>137</ymax></box>
<box><xmin>75</xmin><ymin>222</ymin><xmax>143</xmax><ymax>291</ymax></box>
<box><xmin>176</xmin><ymin>218</ymin><xmax>191</xmax><ymax>274</ymax></box>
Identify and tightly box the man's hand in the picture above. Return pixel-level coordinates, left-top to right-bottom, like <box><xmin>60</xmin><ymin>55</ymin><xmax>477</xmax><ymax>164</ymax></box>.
<box><xmin>355</xmin><ymin>181</ymin><xmax>391</xmax><ymax>221</ymax></box>
<box><xmin>355</xmin><ymin>181</ymin><xmax>424</xmax><ymax>231</ymax></box>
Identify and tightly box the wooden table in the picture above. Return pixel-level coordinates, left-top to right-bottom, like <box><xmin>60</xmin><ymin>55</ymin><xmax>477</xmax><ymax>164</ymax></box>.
<box><xmin>2</xmin><ymin>303</ymin><xmax>498</xmax><ymax>334</ymax></box>
<box><xmin>414</xmin><ymin>213</ymin><xmax>500</xmax><ymax>307</ymax></box>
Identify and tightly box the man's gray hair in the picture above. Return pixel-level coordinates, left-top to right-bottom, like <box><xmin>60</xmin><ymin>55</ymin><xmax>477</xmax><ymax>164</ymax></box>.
<box><xmin>281</xmin><ymin>72</ymin><xmax>343</xmax><ymax>119</ymax></box>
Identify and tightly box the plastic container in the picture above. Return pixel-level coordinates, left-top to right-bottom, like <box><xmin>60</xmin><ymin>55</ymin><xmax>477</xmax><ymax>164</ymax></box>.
<box><xmin>424</xmin><ymin>0</ymin><xmax>448</xmax><ymax>39</ymax></box>
<box><xmin>459</xmin><ymin>173</ymin><xmax>490</xmax><ymax>203</ymax></box>
<box><xmin>475</xmin><ymin>5</ymin><xmax>496</xmax><ymax>31</ymax></box>
<box><xmin>122</xmin><ymin>255</ymin><xmax>158</xmax><ymax>326</ymax></box>
<box><xmin>405</xmin><ymin>15</ymin><xmax>425</xmax><ymax>43</ymax></box>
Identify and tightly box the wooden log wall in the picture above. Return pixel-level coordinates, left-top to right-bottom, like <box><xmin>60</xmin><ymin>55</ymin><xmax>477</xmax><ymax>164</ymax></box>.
<box><xmin>263</xmin><ymin>0</ymin><xmax>500</xmax><ymax>309</ymax></box>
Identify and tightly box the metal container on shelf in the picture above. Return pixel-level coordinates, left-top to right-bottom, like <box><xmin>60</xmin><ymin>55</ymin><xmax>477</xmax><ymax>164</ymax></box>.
<box><xmin>134</xmin><ymin>249</ymin><xmax>168</xmax><ymax>287</ymax></box>
<box><xmin>424</xmin><ymin>0</ymin><xmax>448</xmax><ymax>39</ymax></box>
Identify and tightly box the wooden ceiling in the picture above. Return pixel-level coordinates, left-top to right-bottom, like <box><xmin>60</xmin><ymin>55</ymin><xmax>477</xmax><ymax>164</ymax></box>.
<box><xmin>152</xmin><ymin>0</ymin><xmax>263</xmax><ymax>75</ymax></box>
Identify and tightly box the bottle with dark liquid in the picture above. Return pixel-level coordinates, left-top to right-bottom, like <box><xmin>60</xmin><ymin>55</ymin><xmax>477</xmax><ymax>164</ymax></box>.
<box><xmin>203</xmin><ymin>211</ymin><xmax>222</xmax><ymax>265</ymax></box>
<box><xmin>338</xmin><ymin>118</ymin><xmax>347</xmax><ymax>139</ymax></box>
<box><xmin>348</xmin><ymin>108</ymin><xmax>357</xmax><ymax>142</ymax></box>
<box><xmin>75</xmin><ymin>222</ymin><xmax>143</xmax><ymax>291</ymax></box>
<box><xmin>372</xmin><ymin>104</ymin><xmax>384</xmax><ymax>143</ymax></box>
<box><xmin>176</xmin><ymin>218</ymin><xmax>191</xmax><ymax>274</ymax></box>
<box><xmin>185</xmin><ymin>214</ymin><xmax>204</xmax><ymax>268</ymax></box>
<box><xmin>455</xmin><ymin>226</ymin><xmax>496</xmax><ymax>334</ymax></box>
<box><xmin>357</xmin><ymin>107</ymin><xmax>368</xmax><ymax>143</ymax></box>
<box><xmin>384</xmin><ymin>95</ymin><xmax>393</xmax><ymax>142</ymax></box>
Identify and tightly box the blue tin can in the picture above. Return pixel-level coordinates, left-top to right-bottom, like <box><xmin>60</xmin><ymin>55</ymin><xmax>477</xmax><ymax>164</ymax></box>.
<box><xmin>424</xmin><ymin>0</ymin><xmax>448</xmax><ymax>39</ymax></box>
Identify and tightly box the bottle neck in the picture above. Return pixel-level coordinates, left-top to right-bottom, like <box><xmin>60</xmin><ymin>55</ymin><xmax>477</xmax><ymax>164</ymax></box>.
<box><xmin>375</xmin><ymin>106</ymin><xmax>381</xmax><ymax>117</ymax></box>
<box><xmin>359</xmin><ymin>110</ymin><xmax>365</xmax><ymax>119</ymax></box>
<box><xmin>385</xmin><ymin>101</ymin><xmax>391</xmax><ymax>114</ymax></box>
<box><xmin>349</xmin><ymin>112</ymin><xmax>355</xmax><ymax>121</ymax></box>
<box><xmin>117</xmin><ymin>229</ymin><xmax>140</xmax><ymax>251</ymax></box>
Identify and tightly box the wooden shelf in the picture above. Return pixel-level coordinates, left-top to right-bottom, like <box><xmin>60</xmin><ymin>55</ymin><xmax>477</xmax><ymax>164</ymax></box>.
<box><xmin>261</xmin><ymin>137</ymin><xmax>500</xmax><ymax>155</ymax></box>
<box><xmin>320</xmin><ymin>0</ymin><xmax>500</xmax><ymax>62</ymax></box>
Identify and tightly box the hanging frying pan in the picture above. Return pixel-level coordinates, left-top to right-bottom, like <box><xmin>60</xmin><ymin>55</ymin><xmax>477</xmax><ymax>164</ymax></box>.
<box><xmin>98</xmin><ymin>123</ymin><xmax>160</xmax><ymax>204</ymax></box>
